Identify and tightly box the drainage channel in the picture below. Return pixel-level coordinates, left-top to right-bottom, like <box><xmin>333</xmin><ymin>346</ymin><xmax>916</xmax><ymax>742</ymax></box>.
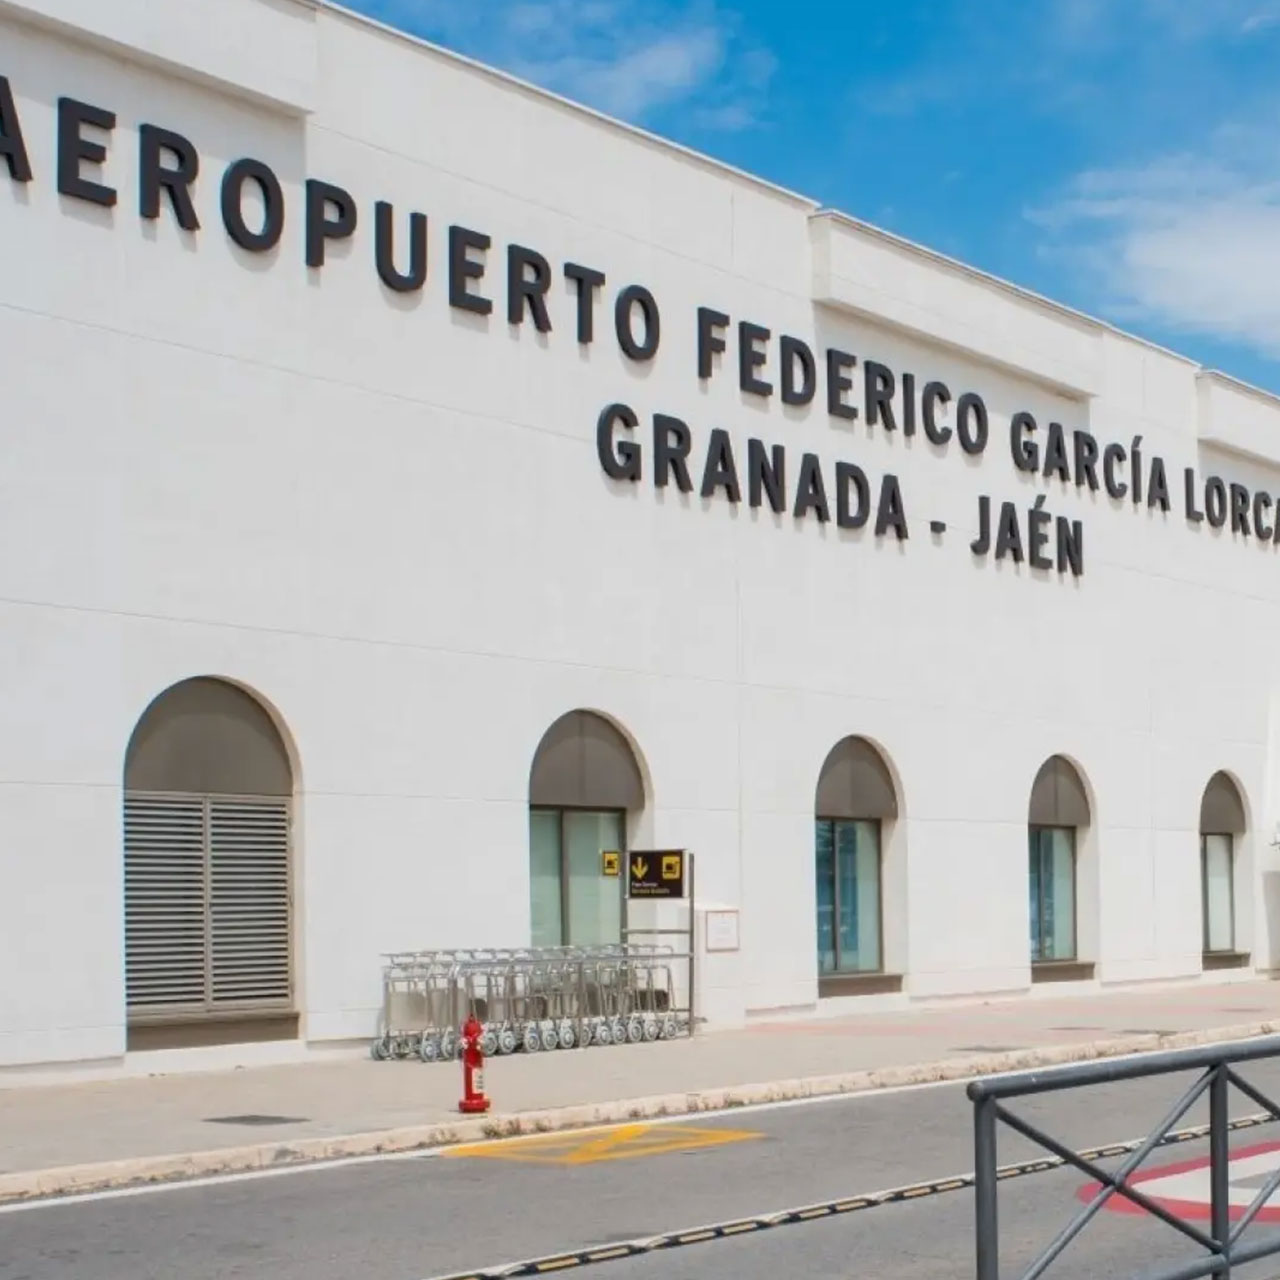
<box><xmin>425</xmin><ymin>1111</ymin><xmax>1280</xmax><ymax>1280</ymax></box>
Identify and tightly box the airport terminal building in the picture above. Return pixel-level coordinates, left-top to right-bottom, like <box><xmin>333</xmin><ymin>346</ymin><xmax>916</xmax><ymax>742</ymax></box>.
<box><xmin>4</xmin><ymin>0</ymin><xmax>1280</xmax><ymax>1073</ymax></box>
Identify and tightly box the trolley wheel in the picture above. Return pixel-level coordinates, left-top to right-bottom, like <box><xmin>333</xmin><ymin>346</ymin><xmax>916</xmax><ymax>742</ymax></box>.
<box><xmin>480</xmin><ymin>1030</ymin><xmax>499</xmax><ymax>1058</ymax></box>
<box><xmin>498</xmin><ymin>1027</ymin><xmax>517</xmax><ymax>1055</ymax></box>
<box><xmin>660</xmin><ymin>1015</ymin><xmax>678</xmax><ymax>1040</ymax></box>
<box><xmin>592</xmin><ymin>1020</ymin><xmax>611</xmax><ymax>1046</ymax></box>
<box><xmin>523</xmin><ymin>1025</ymin><xmax>541</xmax><ymax>1053</ymax></box>
<box><xmin>418</xmin><ymin>1033</ymin><xmax>440</xmax><ymax>1063</ymax></box>
<box><xmin>371</xmin><ymin>1037</ymin><xmax>391</xmax><ymax>1061</ymax></box>
<box><xmin>438</xmin><ymin>1028</ymin><xmax>458</xmax><ymax>1060</ymax></box>
<box><xmin>642</xmin><ymin>1016</ymin><xmax>659</xmax><ymax>1042</ymax></box>
<box><xmin>557</xmin><ymin>1021</ymin><xmax>577</xmax><ymax>1050</ymax></box>
<box><xmin>609</xmin><ymin>1017</ymin><xmax>625</xmax><ymax>1045</ymax></box>
<box><xmin>540</xmin><ymin>1025</ymin><xmax>560</xmax><ymax>1052</ymax></box>
<box><xmin>393</xmin><ymin>1037</ymin><xmax>413</xmax><ymax>1059</ymax></box>
<box><xmin>626</xmin><ymin>1016</ymin><xmax>644</xmax><ymax>1044</ymax></box>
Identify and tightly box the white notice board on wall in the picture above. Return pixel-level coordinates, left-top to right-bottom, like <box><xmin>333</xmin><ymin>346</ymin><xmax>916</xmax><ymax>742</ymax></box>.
<box><xmin>705</xmin><ymin>909</ymin><xmax>740</xmax><ymax>953</ymax></box>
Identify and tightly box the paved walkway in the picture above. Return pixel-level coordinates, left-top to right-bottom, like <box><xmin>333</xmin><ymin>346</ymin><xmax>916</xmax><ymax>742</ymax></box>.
<box><xmin>3</xmin><ymin>979</ymin><xmax>1280</xmax><ymax>1197</ymax></box>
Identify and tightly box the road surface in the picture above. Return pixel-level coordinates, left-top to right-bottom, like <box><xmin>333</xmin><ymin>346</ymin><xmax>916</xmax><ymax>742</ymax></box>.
<box><xmin>7</xmin><ymin>1060</ymin><xmax>1280</xmax><ymax>1280</ymax></box>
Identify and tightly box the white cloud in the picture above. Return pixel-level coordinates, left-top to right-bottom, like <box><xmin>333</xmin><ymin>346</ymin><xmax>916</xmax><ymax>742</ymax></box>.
<box><xmin>1053</xmin><ymin>0</ymin><xmax>1280</xmax><ymax>41</ymax></box>
<box><xmin>1030</xmin><ymin>135</ymin><xmax>1280</xmax><ymax>357</ymax></box>
<box><xmin>361</xmin><ymin>0</ymin><xmax>771</xmax><ymax>129</ymax></box>
<box><xmin>512</xmin><ymin>25</ymin><xmax>725</xmax><ymax>119</ymax></box>
<box><xmin>1242</xmin><ymin>4</ymin><xmax>1280</xmax><ymax>32</ymax></box>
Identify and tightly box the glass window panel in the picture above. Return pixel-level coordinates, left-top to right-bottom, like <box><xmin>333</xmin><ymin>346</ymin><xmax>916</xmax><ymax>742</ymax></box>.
<box><xmin>835</xmin><ymin>821</ymin><xmax>858</xmax><ymax>970</ymax></box>
<box><xmin>815</xmin><ymin>820</ymin><xmax>835</xmax><ymax>974</ymax></box>
<box><xmin>835</xmin><ymin>820</ymin><xmax>881</xmax><ymax>972</ymax></box>
<box><xmin>1203</xmin><ymin>834</ymin><xmax>1234</xmax><ymax>953</ymax></box>
<box><xmin>1028</xmin><ymin>830</ymin><xmax>1043</xmax><ymax>961</ymax></box>
<box><xmin>529</xmin><ymin>810</ymin><xmax>562</xmax><ymax>947</ymax></box>
<box><xmin>856</xmin><ymin>825</ymin><xmax>882</xmax><ymax>970</ymax></box>
<box><xmin>565</xmin><ymin>810</ymin><xmax>623</xmax><ymax>947</ymax></box>
<box><xmin>1030</xmin><ymin>826</ymin><xmax>1076</xmax><ymax>962</ymax></box>
<box><xmin>1045</xmin><ymin>828</ymin><xmax>1076</xmax><ymax>961</ymax></box>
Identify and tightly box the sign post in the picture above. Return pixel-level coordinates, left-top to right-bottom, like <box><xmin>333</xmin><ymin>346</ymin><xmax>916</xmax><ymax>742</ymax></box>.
<box><xmin>622</xmin><ymin>848</ymin><xmax>696</xmax><ymax>1035</ymax></box>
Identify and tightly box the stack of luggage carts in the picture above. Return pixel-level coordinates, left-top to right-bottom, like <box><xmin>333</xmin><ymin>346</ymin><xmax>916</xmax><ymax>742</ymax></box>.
<box><xmin>370</xmin><ymin>945</ymin><xmax>688</xmax><ymax>1062</ymax></box>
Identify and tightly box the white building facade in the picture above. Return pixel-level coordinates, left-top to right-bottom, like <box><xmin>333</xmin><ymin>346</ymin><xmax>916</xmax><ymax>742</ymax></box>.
<box><xmin>2</xmin><ymin>0</ymin><xmax>1279</xmax><ymax>1072</ymax></box>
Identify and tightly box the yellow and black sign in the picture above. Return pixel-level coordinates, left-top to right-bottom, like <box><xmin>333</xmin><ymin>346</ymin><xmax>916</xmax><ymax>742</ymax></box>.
<box><xmin>601</xmin><ymin>850</ymin><xmax>621</xmax><ymax>877</ymax></box>
<box><xmin>628</xmin><ymin>849</ymin><xmax>686</xmax><ymax>898</ymax></box>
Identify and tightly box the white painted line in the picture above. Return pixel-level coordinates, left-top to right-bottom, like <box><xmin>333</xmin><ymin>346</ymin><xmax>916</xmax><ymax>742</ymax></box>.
<box><xmin>0</xmin><ymin>1146</ymin><xmax>444</xmax><ymax>1215</ymax></box>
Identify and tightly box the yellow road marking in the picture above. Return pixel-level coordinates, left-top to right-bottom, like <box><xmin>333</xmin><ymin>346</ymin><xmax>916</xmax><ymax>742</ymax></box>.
<box><xmin>442</xmin><ymin>1122</ymin><xmax>761</xmax><ymax>1166</ymax></box>
<box><xmin>447</xmin><ymin>1125</ymin><xmax>760</xmax><ymax>1164</ymax></box>
<box><xmin>558</xmin><ymin>1122</ymin><xmax>650</xmax><ymax>1163</ymax></box>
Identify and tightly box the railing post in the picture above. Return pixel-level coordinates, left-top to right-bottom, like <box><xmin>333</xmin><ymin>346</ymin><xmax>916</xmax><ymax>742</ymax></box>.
<box><xmin>1210</xmin><ymin>1063</ymin><xmax>1231</xmax><ymax>1279</ymax></box>
<box><xmin>975</xmin><ymin>1093</ymin><xmax>1000</xmax><ymax>1280</ymax></box>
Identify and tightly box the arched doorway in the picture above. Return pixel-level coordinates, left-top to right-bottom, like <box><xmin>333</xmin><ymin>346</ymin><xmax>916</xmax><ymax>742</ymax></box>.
<box><xmin>1200</xmin><ymin>771</ymin><xmax>1248</xmax><ymax>968</ymax></box>
<box><xmin>1027</xmin><ymin>755</ymin><xmax>1091</xmax><ymax>978</ymax></box>
<box><xmin>528</xmin><ymin>710</ymin><xmax>644</xmax><ymax>947</ymax></box>
<box><xmin>814</xmin><ymin>736</ymin><xmax>899</xmax><ymax>995</ymax></box>
<box><xmin>123</xmin><ymin>677</ymin><xmax>296</xmax><ymax>1050</ymax></box>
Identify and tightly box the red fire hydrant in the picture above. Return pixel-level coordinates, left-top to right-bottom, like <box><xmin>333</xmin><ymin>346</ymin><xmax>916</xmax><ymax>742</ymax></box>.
<box><xmin>459</xmin><ymin>1014</ymin><xmax>490</xmax><ymax>1114</ymax></box>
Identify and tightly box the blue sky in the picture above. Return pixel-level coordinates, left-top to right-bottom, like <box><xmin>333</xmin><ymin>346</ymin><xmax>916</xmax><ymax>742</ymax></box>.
<box><xmin>345</xmin><ymin>0</ymin><xmax>1280</xmax><ymax>394</ymax></box>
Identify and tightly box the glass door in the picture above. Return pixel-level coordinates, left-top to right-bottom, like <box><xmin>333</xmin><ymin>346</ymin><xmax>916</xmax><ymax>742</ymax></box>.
<box><xmin>565</xmin><ymin>810</ymin><xmax>624</xmax><ymax>946</ymax></box>
<box><xmin>529</xmin><ymin>808</ymin><xmax>624</xmax><ymax>946</ymax></box>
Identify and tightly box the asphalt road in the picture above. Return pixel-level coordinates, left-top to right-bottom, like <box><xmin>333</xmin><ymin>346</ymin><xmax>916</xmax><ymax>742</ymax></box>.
<box><xmin>7</xmin><ymin>1060</ymin><xmax>1280</xmax><ymax>1280</ymax></box>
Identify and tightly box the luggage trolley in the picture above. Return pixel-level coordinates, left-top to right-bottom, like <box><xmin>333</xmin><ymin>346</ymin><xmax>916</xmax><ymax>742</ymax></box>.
<box><xmin>370</xmin><ymin>934</ymin><xmax>694</xmax><ymax>1063</ymax></box>
<box><xmin>371</xmin><ymin>951</ymin><xmax>440</xmax><ymax>1060</ymax></box>
<box><xmin>592</xmin><ymin>949</ymin><xmax>629</xmax><ymax>1047</ymax></box>
<box><xmin>483</xmin><ymin>954</ymin><xmax>521</xmax><ymax>1057</ymax></box>
<box><xmin>424</xmin><ymin>951</ymin><xmax>510</xmax><ymax>1061</ymax></box>
<box><xmin>634</xmin><ymin>944</ymin><xmax>682</xmax><ymax>1040</ymax></box>
<box><xmin>518</xmin><ymin>951</ymin><xmax>561</xmax><ymax>1053</ymax></box>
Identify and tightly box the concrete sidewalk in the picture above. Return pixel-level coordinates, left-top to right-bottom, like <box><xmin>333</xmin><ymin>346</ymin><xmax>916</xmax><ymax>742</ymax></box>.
<box><xmin>3</xmin><ymin>979</ymin><xmax>1280</xmax><ymax>1202</ymax></box>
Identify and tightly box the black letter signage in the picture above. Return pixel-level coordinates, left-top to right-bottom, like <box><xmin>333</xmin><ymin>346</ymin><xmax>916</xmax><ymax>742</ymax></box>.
<box><xmin>139</xmin><ymin>124</ymin><xmax>199</xmax><ymax>230</ymax></box>
<box><xmin>221</xmin><ymin>158</ymin><xmax>285</xmax><ymax>252</ymax></box>
<box><xmin>0</xmin><ymin>76</ymin><xmax>32</xmax><ymax>182</ymax></box>
<box><xmin>57</xmin><ymin>97</ymin><xmax>116</xmax><ymax>207</ymax></box>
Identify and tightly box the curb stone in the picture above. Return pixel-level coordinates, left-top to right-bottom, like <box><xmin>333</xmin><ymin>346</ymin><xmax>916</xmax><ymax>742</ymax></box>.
<box><xmin>2</xmin><ymin>1018</ymin><xmax>1278</xmax><ymax>1205</ymax></box>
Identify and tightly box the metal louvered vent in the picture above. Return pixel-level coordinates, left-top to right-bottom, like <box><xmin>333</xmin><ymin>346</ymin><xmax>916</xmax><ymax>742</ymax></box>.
<box><xmin>209</xmin><ymin>800</ymin><xmax>290</xmax><ymax>1005</ymax></box>
<box><xmin>125</xmin><ymin>793</ymin><xmax>292</xmax><ymax>1019</ymax></box>
<box><xmin>124</xmin><ymin>796</ymin><xmax>206</xmax><ymax>1010</ymax></box>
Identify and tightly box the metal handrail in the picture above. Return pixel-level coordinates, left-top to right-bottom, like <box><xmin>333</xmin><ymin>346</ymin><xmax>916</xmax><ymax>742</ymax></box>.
<box><xmin>969</xmin><ymin>1032</ymin><xmax>1280</xmax><ymax>1280</ymax></box>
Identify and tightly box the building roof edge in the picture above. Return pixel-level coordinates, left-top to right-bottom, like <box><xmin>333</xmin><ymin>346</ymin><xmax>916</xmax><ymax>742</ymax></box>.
<box><xmin>316</xmin><ymin>0</ymin><xmax>1264</xmax><ymax>392</ymax></box>
<box><xmin>815</xmin><ymin>209</ymin><xmax>1204</xmax><ymax>369</ymax></box>
<box><xmin>1198</xmin><ymin>367</ymin><xmax>1280</xmax><ymax>412</ymax></box>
